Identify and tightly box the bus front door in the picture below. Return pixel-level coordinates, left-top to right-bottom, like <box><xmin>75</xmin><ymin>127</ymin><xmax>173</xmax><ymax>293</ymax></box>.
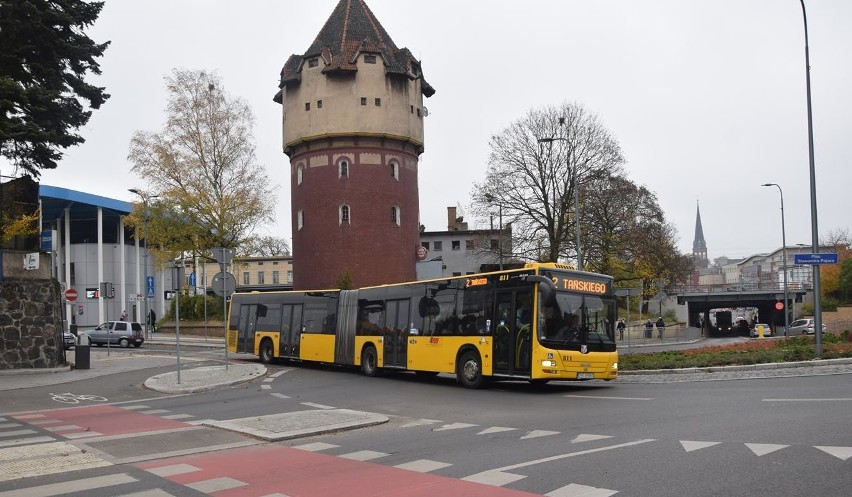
<box><xmin>382</xmin><ymin>299</ymin><xmax>410</xmax><ymax>369</ymax></box>
<box><xmin>279</xmin><ymin>304</ymin><xmax>303</xmax><ymax>359</ymax></box>
<box><xmin>491</xmin><ymin>290</ymin><xmax>533</xmax><ymax>377</ymax></box>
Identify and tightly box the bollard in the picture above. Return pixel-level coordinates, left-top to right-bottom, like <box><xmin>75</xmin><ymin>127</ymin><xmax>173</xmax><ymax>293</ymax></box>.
<box><xmin>75</xmin><ymin>334</ymin><xmax>91</xmax><ymax>369</ymax></box>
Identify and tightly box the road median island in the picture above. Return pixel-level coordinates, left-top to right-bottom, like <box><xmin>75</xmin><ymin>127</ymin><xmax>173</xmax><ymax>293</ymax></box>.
<box><xmin>203</xmin><ymin>409</ymin><xmax>389</xmax><ymax>441</ymax></box>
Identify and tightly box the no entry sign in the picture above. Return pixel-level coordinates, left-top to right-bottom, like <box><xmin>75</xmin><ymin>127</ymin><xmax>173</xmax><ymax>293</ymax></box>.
<box><xmin>65</xmin><ymin>288</ymin><xmax>78</xmax><ymax>302</ymax></box>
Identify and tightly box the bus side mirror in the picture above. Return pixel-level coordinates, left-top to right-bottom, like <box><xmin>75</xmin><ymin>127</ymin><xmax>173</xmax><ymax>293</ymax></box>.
<box><xmin>523</xmin><ymin>275</ymin><xmax>556</xmax><ymax>306</ymax></box>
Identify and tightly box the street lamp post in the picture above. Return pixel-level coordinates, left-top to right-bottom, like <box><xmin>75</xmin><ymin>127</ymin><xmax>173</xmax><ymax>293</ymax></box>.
<box><xmin>799</xmin><ymin>0</ymin><xmax>823</xmax><ymax>355</ymax></box>
<box><xmin>129</xmin><ymin>189</ymin><xmax>159</xmax><ymax>338</ymax></box>
<box><xmin>538</xmin><ymin>118</ymin><xmax>583</xmax><ymax>270</ymax></box>
<box><xmin>762</xmin><ymin>183</ymin><xmax>789</xmax><ymax>337</ymax></box>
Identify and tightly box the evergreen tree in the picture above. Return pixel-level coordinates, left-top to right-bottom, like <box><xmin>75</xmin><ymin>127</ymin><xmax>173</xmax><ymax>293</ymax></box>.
<box><xmin>0</xmin><ymin>0</ymin><xmax>110</xmax><ymax>177</ymax></box>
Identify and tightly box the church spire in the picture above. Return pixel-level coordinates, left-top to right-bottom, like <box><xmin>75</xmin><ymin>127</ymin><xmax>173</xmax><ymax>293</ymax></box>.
<box><xmin>693</xmin><ymin>201</ymin><xmax>708</xmax><ymax>269</ymax></box>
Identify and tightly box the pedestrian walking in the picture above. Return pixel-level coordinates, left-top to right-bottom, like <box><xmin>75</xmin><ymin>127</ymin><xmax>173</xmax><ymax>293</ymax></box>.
<box><xmin>617</xmin><ymin>319</ymin><xmax>626</xmax><ymax>340</ymax></box>
<box><xmin>644</xmin><ymin>319</ymin><xmax>653</xmax><ymax>338</ymax></box>
<box><xmin>120</xmin><ymin>309</ymin><xmax>127</xmax><ymax>321</ymax></box>
<box><xmin>656</xmin><ymin>317</ymin><xmax>666</xmax><ymax>339</ymax></box>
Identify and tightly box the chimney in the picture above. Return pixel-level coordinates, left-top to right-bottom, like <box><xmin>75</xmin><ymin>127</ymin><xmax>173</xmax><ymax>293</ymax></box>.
<box><xmin>447</xmin><ymin>207</ymin><xmax>457</xmax><ymax>230</ymax></box>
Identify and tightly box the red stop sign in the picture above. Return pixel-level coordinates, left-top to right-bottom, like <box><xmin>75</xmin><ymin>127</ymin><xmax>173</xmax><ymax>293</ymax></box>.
<box><xmin>65</xmin><ymin>288</ymin><xmax>78</xmax><ymax>302</ymax></box>
<box><xmin>775</xmin><ymin>301</ymin><xmax>784</xmax><ymax>311</ymax></box>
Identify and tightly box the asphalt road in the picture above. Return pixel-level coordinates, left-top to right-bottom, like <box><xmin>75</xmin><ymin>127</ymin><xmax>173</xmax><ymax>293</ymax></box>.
<box><xmin>2</xmin><ymin>343</ymin><xmax>851</xmax><ymax>497</ymax></box>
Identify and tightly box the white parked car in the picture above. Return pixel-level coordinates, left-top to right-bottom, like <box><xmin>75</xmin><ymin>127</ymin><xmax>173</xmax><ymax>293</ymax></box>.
<box><xmin>788</xmin><ymin>318</ymin><xmax>827</xmax><ymax>336</ymax></box>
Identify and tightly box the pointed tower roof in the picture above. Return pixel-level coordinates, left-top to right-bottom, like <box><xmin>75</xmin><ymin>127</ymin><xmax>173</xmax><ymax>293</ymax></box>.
<box><xmin>693</xmin><ymin>202</ymin><xmax>707</xmax><ymax>252</ymax></box>
<box><xmin>275</xmin><ymin>0</ymin><xmax>434</xmax><ymax>102</ymax></box>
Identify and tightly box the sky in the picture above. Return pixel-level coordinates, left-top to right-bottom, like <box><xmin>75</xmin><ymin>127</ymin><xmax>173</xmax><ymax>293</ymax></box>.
<box><xmin>25</xmin><ymin>0</ymin><xmax>852</xmax><ymax>262</ymax></box>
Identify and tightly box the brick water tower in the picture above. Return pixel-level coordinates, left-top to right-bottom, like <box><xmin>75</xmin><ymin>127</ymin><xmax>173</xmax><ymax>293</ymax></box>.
<box><xmin>274</xmin><ymin>0</ymin><xmax>435</xmax><ymax>290</ymax></box>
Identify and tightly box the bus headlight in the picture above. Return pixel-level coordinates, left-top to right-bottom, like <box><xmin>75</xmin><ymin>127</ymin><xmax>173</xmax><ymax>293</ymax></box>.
<box><xmin>611</xmin><ymin>362</ymin><xmax>618</xmax><ymax>370</ymax></box>
<box><xmin>541</xmin><ymin>360</ymin><xmax>557</xmax><ymax>368</ymax></box>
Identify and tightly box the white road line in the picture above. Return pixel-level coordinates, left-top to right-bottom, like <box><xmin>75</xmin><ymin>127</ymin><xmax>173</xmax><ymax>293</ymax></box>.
<box><xmin>521</xmin><ymin>430</ymin><xmax>559</xmax><ymax>440</ymax></box>
<box><xmin>815</xmin><ymin>446</ymin><xmax>852</xmax><ymax>461</ymax></box>
<box><xmin>0</xmin><ymin>436</ymin><xmax>55</xmax><ymax>448</ymax></box>
<box><xmin>564</xmin><ymin>394</ymin><xmax>653</xmax><ymax>400</ymax></box>
<box><xmin>122</xmin><ymin>405</ymin><xmax>151</xmax><ymax>410</ymax></box>
<box><xmin>292</xmin><ymin>442</ymin><xmax>339</xmax><ymax>452</ymax></box>
<box><xmin>271</xmin><ymin>393</ymin><xmax>291</xmax><ymax>399</ymax></box>
<box><xmin>117</xmin><ymin>489</ymin><xmax>176</xmax><ymax>497</ymax></box>
<box><xmin>141</xmin><ymin>409</ymin><xmax>171</xmax><ymax>415</ymax></box>
<box><xmin>0</xmin><ymin>473</ymin><xmax>134</xmax><ymax>497</ymax></box>
<box><xmin>162</xmin><ymin>414</ymin><xmax>194</xmax><ymax>420</ymax></box>
<box><xmin>63</xmin><ymin>431</ymin><xmax>104</xmax><ymax>439</ymax></box>
<box><xmin>0</xmin><ymin>424</ymin><xmax>20</xmax><ymax>429</ymax></box>
<box><xmin>263</xmin><ymin>378</ymin><xmax>275</xmax><ymax>383</ymax></box>
<box><xmin>147</xmin><ymin>463</ymin><xmax>202</xmax><ymax>477</ymax></box>
<box><xmin>745</xmin><ymin>443</ymin><xmax>789</xmax><ymax>456</ymax></box>
<box><xmin>339</xmin><ymin>450</ymin><xmax>389</xmax><ymax>461</ymax></box>
<box><xmin>571</xmin><ymin>434</ymin><xmax>612</xmax><ymax>443</ymax></box>
<box><xmin>400</xmin><ymin>418</ymin><xmax>440</xmax><ymax>428</ymax></box>
<box><xmin>11</xmin><ymin>414</ymin><xmax>45</xmax><ymax>420</ymax></box>
<box><xmin>434</xmin><ymin>422</ymin><xmax>478</xmax><ymax>431</ymax></box>
<box><xmin>186</xmin><ymin>477</ymin><xmax>247</xmax><ymax>493</ymax></box>
<box><xmin>489</xmin><ymin>439</ymin><xmax>656</xmax><ymax>473</ymax></box>
<box><xmin>478</xmin><ymin>427</ymin><xmax>517</xmax><ymax>435</ymax></box>
<box><xmin>261</xmin><ymin>384</ymin><xmax>271</xmax><ymax>390</ymax></box>
<box><xmin>393</xmin><ymin>459</ymin><xmax>452</xmax><ymax>473</ymax></box>
<box><xmin>680</xmin><ymin>441</ymin><xmax>721</xmax><ymax>452</ymax></box>
<box><xmin>462</xmin><ymin>470</ymin><xmax>526</xmax><ymax>486</ymax></box>
<box><xmin>26</xmin><ymin>420</ymin><xmax>62</xmax><ymax>426</ymax></box>
<box><xmin>301</xmin><ymin>402</ymin><xmax>335</xmax><ymax>409</ymax></box>
<box><xmin>763</xmin><ymin>398</ymin><xmax>852</xmax><ymax>402</ymax></box>
<box><xmin>0</xmin><ymin>430</ymin><xmax>36</xmax><ymax>438</ymax></box>
<box><xmin>270</xmin><ymin>369</ymin><xmax>292</xmax><ymax>378</ymax></box>
<box><xmin>44</xmin><ymin>425</ymin><xmax>81</xmax><ymax>432</ymax></box>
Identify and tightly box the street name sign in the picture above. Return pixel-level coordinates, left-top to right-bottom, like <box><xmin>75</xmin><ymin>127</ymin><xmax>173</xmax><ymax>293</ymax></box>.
<box><xmin>794</xmin><ymin>253</ymin><xmax>838</xmax><ymax>265</ymax></box>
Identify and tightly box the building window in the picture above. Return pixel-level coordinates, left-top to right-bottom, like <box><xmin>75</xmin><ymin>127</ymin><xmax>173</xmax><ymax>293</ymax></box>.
<box><xmin>421</xmin><ymin>241</ymin><xmax>429</xmax><ymax>250</ymax></box>
<box><xmin>361</xmin><ymin>97</ymin><xmax>367</xmax><ymax>106</ymax></box>
<box><xmin>391</xmin><ymin>206</ymin><xmax>400</xmax><ymax>226</ymax></box>
<box><xmin>296</xmin><ymin>165</ymin><xmax>304</xmax><ymax>185</ymax></box>
<box><xmin>308</xmin><ymin>58</ymin><xmax>319</xmax><ymax>68</ymax></box>
<box><xmin>465</xmin><ymin>239</ymin><xmax>474</xmax><ymax>250</ymax></box>
<box><xmin>305</xmin><ymin>102</ymin><xmax>310</xmax><ymax>111</ymax></box>
<box><xmin>390</xmin><ymin>161</ymin><xmax>399</xmax><ymax>180</ymax></box>
<box><xmin>339</xmin><ymin>159</ymin><xmax>349</xmax><ymax>178</ymax></box>
<box><xmin>433</xmin><ymin>241</ymin><xmax>442</xmax><ymax>251</ymax></box>
<box><xmin>375</xmin><ymin>98</ymin><xmax>381</xmax><ymax>107</ymax></box>
<box><xmin>287</xmin><ymin>270</ymin><xmax>293</xmax><ymax>283</ymax></box>
<box><xmin>364</xmin><ymin>54</ymin><xmax>377</xmax><ymax>64</ymax></box>
<box><xmin>257</xmin><ymin>261</ymin><xmax>264</xmax><ymax>266</ymax></box>
<box><xmin>340</xmin><ymin>204</ymin><xmax>350</xmax><ymax>225</ymax></box>
<box><xmin>298</xmin><ymin>210</ymin><xmax>304</xmax><ymax>230</ymax></box>
<box><xmin>317</xmin><ymin>99</ymin><xmax>323</xmax><ymax>109</ymax></box>
<box><xmin>242</xmin><ymin>272</ymin><xmax>250</xmax><ymax>285</ymax></box>
<box><xmin>273</xmin><ymin>271</ymin><xmax>280</xmax><ymax>284</ymax></box>
<box><xmin>258</xmin><ymin>271</ymin><xmax>265</xmax><ymax>284</ymax></box>
<box><xmin>452</xmin><ymin>272</ymin><xmax>462</xmax><ymax>277</ymax></box>
<box><xmin>452</xmin><ymin>240</ymin><xmax>461</xmax><ymax>251</ymax></box>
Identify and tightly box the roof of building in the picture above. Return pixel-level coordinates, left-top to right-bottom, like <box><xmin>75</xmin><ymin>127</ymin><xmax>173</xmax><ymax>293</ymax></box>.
<box><xmin>39</xmin><ymin>184</ymin><xmax>132</xmax><ymax>223</ymax></box>
<box><xmin>274</xmin><ymin>0</ymin><xmax>434</xmax><ymax>103</ymax></box>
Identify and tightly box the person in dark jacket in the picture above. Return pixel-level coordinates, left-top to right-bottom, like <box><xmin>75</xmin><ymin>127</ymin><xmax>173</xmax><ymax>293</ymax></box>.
<box><xmin>656</xmin><ymin>317</ymin><xmax>666</xmax><ymax>339</ymax></box>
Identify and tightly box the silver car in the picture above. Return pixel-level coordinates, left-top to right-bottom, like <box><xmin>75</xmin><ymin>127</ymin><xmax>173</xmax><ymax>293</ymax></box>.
<box><xmin>788</xmin><ymin>318</ymin><xmax>827</xmax><ymax>335</ymax></box>
<box><xmin>85</xmin><ymin>321</ymin><xmax>145</xmax><ymax>348</ymax></box>
<box><xmin>750</xmin><ymin>323</ymin><xmax>772</xmax><ymax>338</ymax></box>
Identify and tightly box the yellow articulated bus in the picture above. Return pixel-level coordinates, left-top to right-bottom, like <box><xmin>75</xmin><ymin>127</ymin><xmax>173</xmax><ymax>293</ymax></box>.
<box><xmin>226</xmin><ymin>263</ymin><xmax>618</xmax><ymax>388</ymax></box>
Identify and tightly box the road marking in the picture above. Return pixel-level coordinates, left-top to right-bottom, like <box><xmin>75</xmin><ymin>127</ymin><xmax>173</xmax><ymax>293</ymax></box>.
<box><xmin>745</xmin><ymin>443</ymin><xmax>788</xmax><ymax>456</ymax></box>
<box><xmin>401</xmin><ymin>418</ymin><xmax>440</xmax><ymax>428</ymax></box>
<box><xmin>815</xmin><ymin>446</ymin><xmax>852</xmax><ymax>461</ymax></box>
<box><xmin>546</xmin><ymin>483</ymin><xmax>618</xmax><ymax>497</ymax></box>
<box><xmin>680</xmin><ymin>441</ymin><xmax>721</xmax><ymax>452</ymax></box>
<box><xmin>122</xmin><ymin>405</ymin><xmax>151</xmax><ymax>410</ymax></box>
<box><xmin>462</xmin><ymin>470</ymin><xmax>526</xmax><ymax>486</ymax></box>
<box><xmin>141</xmin><ymin>409</ymin><xmax>171</xmax><ymax>415</ymax></box>
<box><xmin>763</xmin><ymin>398</ymin><xmax>852</xmax><ymax>402</ymax></box>
<box><xmin>521</xmin><ymin>430</ymin><xmax>559</xmax><ymax>440</ymax></box>
<box><xmin>27</xmin><ymin>420</ymin><xmax>62</xmax><ymax>426</ymax></box>
<box><xmin>339</xmin><ymin>450</ymin><xmax>389</xmax><ymax>461</ymax></box>
<box><xmin>270</xmin><ymin>369</ymin><xmax>292</xmax><ymax>378</ymax></box>
<box><xmin>162</xmin><ymin>414</ymin><xmax>194</xmax><ymax>420</ymax></box>
<box><xmin>261</xmin><ymin>384</ymin><xmax>271</xmax><ymax>390</ymax></box>
<box><xmin>118</xmin><ymin>489</ymin><xmax>176</xmax><ymax>497</ymax></box>
<box><xmin>434</xmin><ymin>422</ymin><xmax>477</xmax><ymax>431</ymax></box>
<box><xmin>0</xmin><ymin>473</ymin><xmax>136</xmax><ymax>497</ymax></box>
<box><xmin>271</xmin><ymin>393</ymin><xmax>291</xmax><ymax>399</ymax></box>
<box><xmin>487</xmin><ymin>439</ymin><xmax>656</xmax><ymax>473</ymax></box>
<box><xmin>147</xmin><ymin>463</ymin><xmax>202</xmax><ymax>477</ymax></box>
<box><xmin>11</xmin><ymin>414</ymin><xmax>45</xmax><ymax>420</ymax></box>
<box><xmin>0</xmin><ymin>430</ymin><xmax>36</xmax><ymax>438</ymax></box>
<box><xmin>292</xmin><ymin>442</ymin><xmax>339</xmax><ymax>452</ymax></box>
<box><xmin>564</xmin><ymin>394</ymin><xmax>653</xmax><ymax>400</ymax></box>
<box><xmin>44</xmin><ymin>425</ymin><xmax>82</xmax><ymax>432</ymax></box>
<box><xmin>0</xmin><ymin>424</ymin><xmax>20</xmax><ymax>429</ymax></box>
<box><xmin>0</xmin><ymin>436</ymin><xmax>55</xmax><ymax>448</ymax></box>
<box><xmin>393</xmin><ymin>459</ymin><xmax>452</xmax><ymax>473</ymax></box>
<box><xmin>478</xmin><ymin>426</ymin><xmax>517</xmax><ymax>435</ymax></box>
<box><xmin>63</xmin><ymin>431</ymin><xmax>104</xmax><ymax>439</ymax></box>
<box><xmin>301</xmin><ymin>402</ymin><xmax>335</xmax><ymax>409</ymax></box>
<box><xmin>571</xmin><ymin>434</ymin><xmax>612</xmax><ymax>443</ymax></box>
<box><xmin>187</xmin><ymin>477</ymin><xmax>248</xmax><ymax>493</ymax></box>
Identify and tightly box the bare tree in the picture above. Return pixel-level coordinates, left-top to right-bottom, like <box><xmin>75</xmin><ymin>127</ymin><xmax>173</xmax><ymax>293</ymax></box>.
<box><xmin>471</xmin><ymin>102</ymin><xmax>625</xmax><ymax>265</ymax></box>
<box><xmin>821</xmin><ymin>228</ymin><xmax>850</xmax><ymax>251</ymax></box>
<box><xmin>241</xmin><ymin>235</ymin><xmax>291</xmax><ymax>257</ymax></box>
<box><xmin>127</xmin><ymin>69</ymin><xmax>276</xmax><ymax>261</ymax></box>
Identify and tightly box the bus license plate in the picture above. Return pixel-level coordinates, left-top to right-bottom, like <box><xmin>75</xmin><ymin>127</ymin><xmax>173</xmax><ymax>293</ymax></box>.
<box><xmin>577</xmin><ymin>373</ymin><xmax>594</xmax><ymax>379</ymax></box>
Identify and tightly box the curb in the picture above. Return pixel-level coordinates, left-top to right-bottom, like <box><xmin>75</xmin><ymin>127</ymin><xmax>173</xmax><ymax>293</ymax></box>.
<box><xmin>618</xmin><ymin>357</ymin><xmax>852</xmax><ymax>375</ymax></box>
<box><xmin>144</xmin><ymin>364</ymin><xmax>267</xmax><ymax>394</ymax></box>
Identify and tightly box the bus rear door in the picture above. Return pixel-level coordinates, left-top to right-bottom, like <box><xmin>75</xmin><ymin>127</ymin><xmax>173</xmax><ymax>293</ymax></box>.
<box><xmin>237</xmin><ymin>304</ymin><xmax>259</xmax><ymax>354</ymax></box>
<box><xmin>382</xmin><ymin>299</ymin><xmax>410</xmax><ymax>369</ymax></box>
<box><xmin>279</xmin><ymin>304</ymin><xmax>303</xmax><ymax>358</ymax></box>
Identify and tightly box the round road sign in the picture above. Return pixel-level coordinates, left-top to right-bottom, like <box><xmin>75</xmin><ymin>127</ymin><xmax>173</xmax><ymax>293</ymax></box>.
<box><xmin>416</xmin><ymin>246</ymin><xmax>428</xmax><ymax>261</ymax></box>
<box><xmin>775</xmin><ymin>301</ymin><xmax>784</xmax><ymax>311</ymax></box>
<box><xmin>65</xmin><ymin>288</ymin><xmax>78</xmax><ymax>302</ymax></box>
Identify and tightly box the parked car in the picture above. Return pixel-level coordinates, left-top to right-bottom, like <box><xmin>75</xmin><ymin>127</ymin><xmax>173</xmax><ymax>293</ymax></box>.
<box><xmin>63</xmin><ymin>331</ymin><xmax>75</xmax><ymax>349</ymax></box>
<box><xmin>750</xmin><ymin>323</ymin><xmax>772</xmax><ymax>338</ymax></box>
<box><xmin>85</xmin><ymin>321</ymin><xmax>145</xmax><ymax>348</ymax></box>
<box><xmin>788</xmin><ymin>318</ymin><xmax>827</xmax><ymax>335</ymax></box>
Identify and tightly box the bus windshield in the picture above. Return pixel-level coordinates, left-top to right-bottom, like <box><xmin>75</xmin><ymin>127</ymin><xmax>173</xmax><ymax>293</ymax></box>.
<box><xmin>538</xmin><ymin>291</ymin><xmax>617</xmax><ymax>352</ymax></box>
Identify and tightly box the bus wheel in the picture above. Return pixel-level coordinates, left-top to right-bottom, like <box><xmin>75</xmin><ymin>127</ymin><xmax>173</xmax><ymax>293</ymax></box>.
<box><xmin>361</xmin><ymin>346</ymin><xmax>380</xmax><ymax>377</ymax></box>
<box><xmin>259</xmin><ymin>339</ymin><xmax>274</xmax><ymax>364</ymax></box>
<box><xmin>457</xmin><ymin>351</ymin><xmax>484</xmax><ymax>389</ymax></box>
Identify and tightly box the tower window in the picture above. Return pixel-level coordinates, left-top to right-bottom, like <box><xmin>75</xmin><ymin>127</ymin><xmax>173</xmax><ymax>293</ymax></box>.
<box><xmin>339</xmin><ymin>160</ymin><xmax>349</xmax><ymax>178</ymax></box>
<box><xmin>360</xmin><ymin>97</ymin><xmax>367</xmax><ymax>106</ymax></box>
<box><xmin>375</xmin><ymin>98</ymin><xmax>381</xmax><ymax>107</ymax></box>
<box><xmin>390</xmin><ymin>161</ymin><xmax>399</xmax><ymax>180</ymax></box>
<box><xmin>298</xmin><ymin>210</ymin><xmax>304</xmax><ymax>230</ymax></box>
<box><xmin>308</xmin><ymin>58</ymin><xmax>319</xmax><ymax>68</ymax></box>
<box><xmin>317</xmin><ymin>99</ymin><xmax>323</xmax><ymax>109</ymax></box>
<box><xmin>296</xmin><ymin>165</ymin><xmax>304</xmax><ymax>185</ymax></box>
<box><xmin>364</xmin><ymin>54</ymin><xmax>377</xmax><ymax>64</ymax></box>
<box><xmin>340</xmin><ymin>205</ymin><xmax>351</xmax><ymax>225</ymax></box>
<box><xmin>305</xmin><ymin>102</ymin><xmax>310</xmax><ymax>111</ymax></box>
<box><xmin>391</xmin><ymin>206</ymin><xmax>400</xmax><ymax>226</ymax></box>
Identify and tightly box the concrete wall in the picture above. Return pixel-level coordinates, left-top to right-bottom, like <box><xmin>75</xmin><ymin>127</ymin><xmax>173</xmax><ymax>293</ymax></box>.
<box><xmin>0</xmin><ymin>277</ymin><xmax>66</xmax><ymax>370</ymax></box>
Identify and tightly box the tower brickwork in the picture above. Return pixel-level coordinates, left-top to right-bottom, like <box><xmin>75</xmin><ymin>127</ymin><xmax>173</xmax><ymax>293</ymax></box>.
<box><xmin>275</xmin><ymin>0</ymin><xmax>434</xmax><ymax>290</ymax></box>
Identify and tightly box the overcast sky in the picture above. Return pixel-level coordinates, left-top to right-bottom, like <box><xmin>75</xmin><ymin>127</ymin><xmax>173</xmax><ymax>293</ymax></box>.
<box><xmin>30</xmin><ymin>0</ymin><xmax>852</xmax><ymax>262</ymax></box>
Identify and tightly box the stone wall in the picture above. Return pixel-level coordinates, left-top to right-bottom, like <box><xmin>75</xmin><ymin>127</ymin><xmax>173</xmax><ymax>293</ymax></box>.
<box><xmin>0</xmin><ymin>278</ymin><xmax>66</xmax><ymax>369</ymax></box>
